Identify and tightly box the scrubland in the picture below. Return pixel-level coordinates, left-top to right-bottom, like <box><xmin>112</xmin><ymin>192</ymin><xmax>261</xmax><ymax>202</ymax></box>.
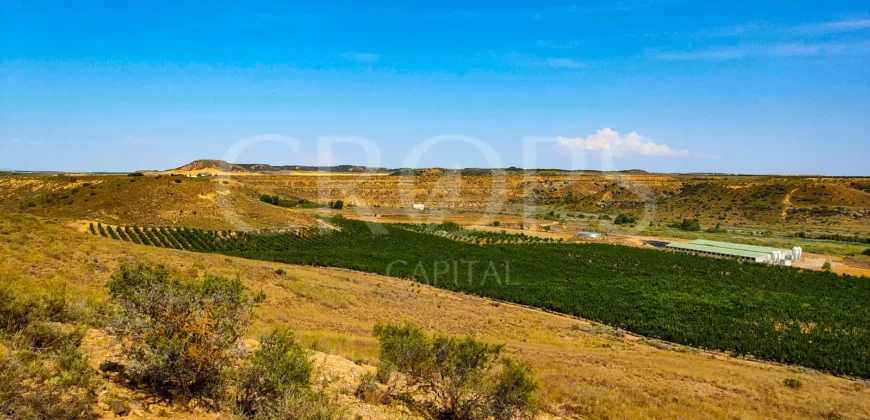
<box><xmin>2</xmin><ymin>212</ymin><xmax>869</xmax><ymax>419</ymax></box>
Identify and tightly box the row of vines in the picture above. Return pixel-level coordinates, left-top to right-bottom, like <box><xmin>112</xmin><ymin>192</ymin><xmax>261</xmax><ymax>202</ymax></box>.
<box><xmin>89</xmin><ymin>218</ymin><xmax>870</xmax><ymax>378</ymax></box>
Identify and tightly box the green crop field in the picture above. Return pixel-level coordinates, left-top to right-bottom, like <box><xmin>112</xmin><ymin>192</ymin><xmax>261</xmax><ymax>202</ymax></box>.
<box><xmin>90</xmin><ymin>217</ymin><xmax>870</xmax><ymax>378</ymax></box>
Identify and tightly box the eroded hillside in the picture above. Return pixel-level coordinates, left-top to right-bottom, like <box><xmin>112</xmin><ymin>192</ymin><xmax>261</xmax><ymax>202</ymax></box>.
<box><xmin>3</xmin><ymin>170</ymin><xmax>869</xmax><ymax>235</ymax></box>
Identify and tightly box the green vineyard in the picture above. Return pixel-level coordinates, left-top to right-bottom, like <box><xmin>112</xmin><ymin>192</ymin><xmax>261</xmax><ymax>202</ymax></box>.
<box><xmin>88</xmin><ymin>219</ymin><xmax>870</xmax><ymax>378</ymax></box>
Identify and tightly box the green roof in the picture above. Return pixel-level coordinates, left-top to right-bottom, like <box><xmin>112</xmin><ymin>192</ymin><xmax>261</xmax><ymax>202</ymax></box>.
<box><xmin>665</xmin><ymin>242</ymin><xmax>769</xmax><ymax>259</ymax></box>
<box><xmin>690</xmin><ymin>239</ymin><xmax>786</xmax><ymax>254</ymax></box>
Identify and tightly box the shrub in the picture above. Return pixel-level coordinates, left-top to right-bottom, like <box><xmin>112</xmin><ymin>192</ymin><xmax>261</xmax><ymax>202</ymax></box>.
<box><xmin>613</xmin><ymin>214</ymin><xmax>637</xmax><ymax>225</ymax></box>
<box><xmin>0</xmin><ymin>284</ymin><xmax>97</xmax><ymax>419</ymax></box>
<box><xmin>245</xmin><ymin>389</ymin><xmax>345</xmax><ymax>420</ymax></box>
<box><xmin>260</xmin><ymin>195</ymin><xmax>279</xmax><ymax>205</ymax></box>
<box><xmin>372</xmin><ymin>322</ymin><xmax>538</xmax><ymax>420</ymax></box>
<box><xmin>175</xmin><ymin>178</ymin><xmax>182</xmax><ymax>183</ymax></box>
<box><xmin>236</xmin><ymin>329</ymin><xmax>312</xmax><ymax>414</ymax></box>
<box><xmin>783</xmin><ymin>378</ymin><xmax>803</xmax><ymax>389</ymax></box>
<box><xmin>670</xmin><ymin>219</ymin><xmax>701</xmax><ymax>231</ymax></box>
<box><xmin>107</xmin><ymin>264</ymin><xmax>258</xmax><ymax>407</ymax></box>
<box><xmin>706</xmin><ymin>223</ymin><xmax>724</xmax><ymax>233</ymax></box>
<box><xmin>489</xmin><ymin>359</ymin><xmax>539</xmax><ymax>420</ymax></box>
<box><xmin>863</xmin><ymin>249</ymin><xmax>870</xmax><ymax>256</ymax></box>
<box><xmin>822</xmin><ymin>261</ymin><xmax>833</xmax><ymax>272</ymax></box>
<box><xmin>128</xmin><ymin>172</ymin><xmax>144</xmax><ymax>177</ymax></box>
<box><xmin>355</xmin><ymin>372</ymin><xmax>389</xmax><ymax>405</ymax></box>
<box><xmin>0</xmin><ymin>281</ymin><xmax>72</xmax><ymax>334</ymax></box>
<box><xmin>0</xmin><ymin>283</ymin><xmax>39</xmax><ymax>334</ymax></box>
<box><xmin>492</xmin><ymin>221</ymin><xmax>500</xmax><ymax>227</ymax></box>
<box><xmin>0</xmin><ymin>340</ymin><xmax>98</xmax><ymax>419</ymax></box>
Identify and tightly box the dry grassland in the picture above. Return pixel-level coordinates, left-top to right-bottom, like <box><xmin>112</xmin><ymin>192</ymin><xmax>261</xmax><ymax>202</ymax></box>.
<box><xmin>2</xmin><ymin>212</ymin><xmax>868</xmax><ymax>419</ymax></box>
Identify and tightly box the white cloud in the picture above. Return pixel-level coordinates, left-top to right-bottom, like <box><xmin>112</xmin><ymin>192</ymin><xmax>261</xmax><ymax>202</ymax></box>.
<box><xmin>655</xmin><ymin>41</ymin><xmax>870</xmax><ymax>61</ymax></box>
<box><xmin>556</xmin><ymin>128</ymin><xmax>689</xmax><ymax>157</ymax></box>
<box><xmin>537</xmin><ymin>39</ymin><xmax>583</xmax><ymax>49</ymax></box>
<box><xmin>797</xmin><ymin>18</ymin><xmax>870</xmax><ymax>34</ymax></box>
<box><xmin>707</xmin><ymin>18</ymin><xmax>870</xmax><ymax>37</ymax></box>
<box><xmin>341</xmin><ymin>52</ymin><xmax>380</xmax><ymax>64</ymax></box>
<box><xmin>502</xmin><ymin>52</ymin><xmax>585</xmax><ymax>69</ymax></box>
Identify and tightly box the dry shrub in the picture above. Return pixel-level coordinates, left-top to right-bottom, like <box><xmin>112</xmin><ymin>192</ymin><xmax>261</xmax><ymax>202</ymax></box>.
<box><xmin>355</xmin><ymin>372</ymin><xmax>391</xmax><ymax>405</ymax></box>
<box><xmin>372</xmin><ymin>322</ymin><xmax>538</xmax><ymax>420</ymax></box>
<box><xmin>0</xmin><ymin>281</ymin><xmax>97</xmax><ymax>419</ymax></box>
<box><xmin>242</xmin><ymin>389</ymin><xmax>345</xmax><ymax>420</ymax></box>
<box><xmin>107</xmin><ymin>263</ymin><xmax>258</xmax><ymax>408</ymax></box>
<box><xmin>236</xmin><ymin>328</ymin><xmax>344</xmax><ymax>420</ymax></box>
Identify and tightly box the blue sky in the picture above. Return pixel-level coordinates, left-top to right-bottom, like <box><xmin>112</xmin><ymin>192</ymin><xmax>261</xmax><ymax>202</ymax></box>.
<box><xmin>1</xmin><ymin>1</ymin><xmax>869</xmax><ymax>174</ymax></box>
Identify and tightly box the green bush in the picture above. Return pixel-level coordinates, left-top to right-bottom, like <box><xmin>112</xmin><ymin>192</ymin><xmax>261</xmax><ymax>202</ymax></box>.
<box><xmin>783</xmin><ymin>378</ymin><xmax>803</xmax><ymax>389</ymax></box>
<box><xmin>613</xmin><ymin>214</ymin><xmax>637</xmax><ymax>225</ymax></box>
<box><xmin>236</xmin><ymin>329</ymin><xmax>312</xmax><ymax>415</ymax></box>
<box><xmin>107</xmin><ymin>264</ymin><xmax>258</xmax><ymax>407</ymax></box>
<box><xmin>372</xmin><ymin>322</ymin><xmax>538</xmax><ymax>419</ymax></box>
<box><xmin>863</xmin><ymin>249</ymin><xmax>870</xmax><ymax>256</ymax></box>
<box><xmin>260</xmin><ymin>195</ymin><xmax>279</xmax><ymax>205</ymax></box>
<box><xmin>706</xmin><ymin>223</ymin><xmax>724</xmax><ymax>233</ymax></box>
<box><xmin>670</xmin><ymin>219</ymin><xmax>701</xmax><ymax>231</ymax></box>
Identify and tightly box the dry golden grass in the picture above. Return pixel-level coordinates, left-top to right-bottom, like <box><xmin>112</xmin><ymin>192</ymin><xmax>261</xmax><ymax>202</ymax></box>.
<box><xmin>1</xmin><ymin>211</ymin><xmax>868</xmax><ymax>419</ymax></box>
<box><xmin>0</xmin><ymin>175</ymin><xmax>313</xmax><ymax>230</ymax></box>
<box><xmin>4</xmin><ymin>172</ymin><xmax>870</xmax><ymax>236</ymax></box>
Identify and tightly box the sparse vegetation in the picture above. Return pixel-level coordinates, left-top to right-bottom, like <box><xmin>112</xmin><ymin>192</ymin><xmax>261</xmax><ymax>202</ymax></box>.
<box><xmin>372</xmin><ymin>322</ymin><xmax>538</xmax><ymax>419</ymax></box>
<box><xmin>236</xmin><ymin>329</ymin><xmax>343</xmax><ymax>419</ymax></box>
<box><xmin>106</xmin><ymin>264</ymin><xmax>259</xmax><ymax>407</ymax></box>
<box><xmin>0</xmin><ymin>282</ymin><xmax>98</xmax><ymax>419</ymax></box>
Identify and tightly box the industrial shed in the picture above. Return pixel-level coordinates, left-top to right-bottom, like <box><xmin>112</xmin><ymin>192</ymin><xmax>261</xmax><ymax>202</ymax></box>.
<box><xmin>664</xmin><ymin>239</ymin><xmax>799</xmax><ymax>265</ymax></box>
<box><xmin>666</xmin><ymin>242</ymin><xmax>770</xmax><ymax>262</ymax></box>
<box><xmin>690</xmin><ymin>239</ymin><xmax>783</xmax><ymax>255</ymax></box>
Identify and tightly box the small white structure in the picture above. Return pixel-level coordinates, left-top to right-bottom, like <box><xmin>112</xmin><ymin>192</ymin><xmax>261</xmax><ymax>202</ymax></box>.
<box><xmin>412</xmin><ymin>203</ymin><xmax>425</xmax><ymax>211</ymax></box>
<box><xmin>578</xmin><ymin>232</ymin><xmax>602</xmax><ymax>239</ymax></box>
<box><xmin>791</xmin><ymin>246</ymin><xmax>803</xmax><ymax>261</ymax></box>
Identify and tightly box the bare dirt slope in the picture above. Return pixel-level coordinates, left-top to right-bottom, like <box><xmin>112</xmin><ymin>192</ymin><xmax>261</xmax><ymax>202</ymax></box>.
<box><xmin>2</xmin><ymin>212</ymin><xmax>867</xmax><ymax>419</ymax></box>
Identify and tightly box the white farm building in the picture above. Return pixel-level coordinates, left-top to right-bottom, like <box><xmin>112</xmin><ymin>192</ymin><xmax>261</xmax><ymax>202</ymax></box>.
<box><xmin>666</xmin><ymin>239</ymin><xmax>801</xmax><ymax>265</ymax></box>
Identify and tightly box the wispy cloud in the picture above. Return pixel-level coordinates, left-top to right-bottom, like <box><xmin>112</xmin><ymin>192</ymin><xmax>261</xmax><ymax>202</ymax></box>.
<box><xmin>537</xmin><ymin>40</ymin><xmax>583</xmax><ymax>49</ymax></box>
<box><xmin>502</xmin><ymin>52</ymin><xmax>586</xmax><ymax>69</ymax></box>
<box><xmin>707</xmin><ymin>18</ymin><xmax>870</xmax><ymax>37</ymax></box>
<box><xmin>556</xmin><ymin>128</ymin><xmax>691</xmax><ymax>157</ymax></box>
<box><xmin>341</xmin><ymin>52</ymin><xmax>380</xmax><ymax>64</ymax></box>
<box><xmin>655</xmin><ymin>41</ymin><xmax>870</xmax><ymax>61</ymax></box>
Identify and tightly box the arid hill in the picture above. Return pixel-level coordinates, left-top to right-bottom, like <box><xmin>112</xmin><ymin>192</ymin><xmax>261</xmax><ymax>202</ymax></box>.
<box><xmin>0</xmin><ymin>174</ymin><xmax>314</xmax><ymax>230</ymax></box>
<box><xmin>3</xmin><ymin>164</ymin><xmax>870</xmax><ymax>235</ymax></box>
